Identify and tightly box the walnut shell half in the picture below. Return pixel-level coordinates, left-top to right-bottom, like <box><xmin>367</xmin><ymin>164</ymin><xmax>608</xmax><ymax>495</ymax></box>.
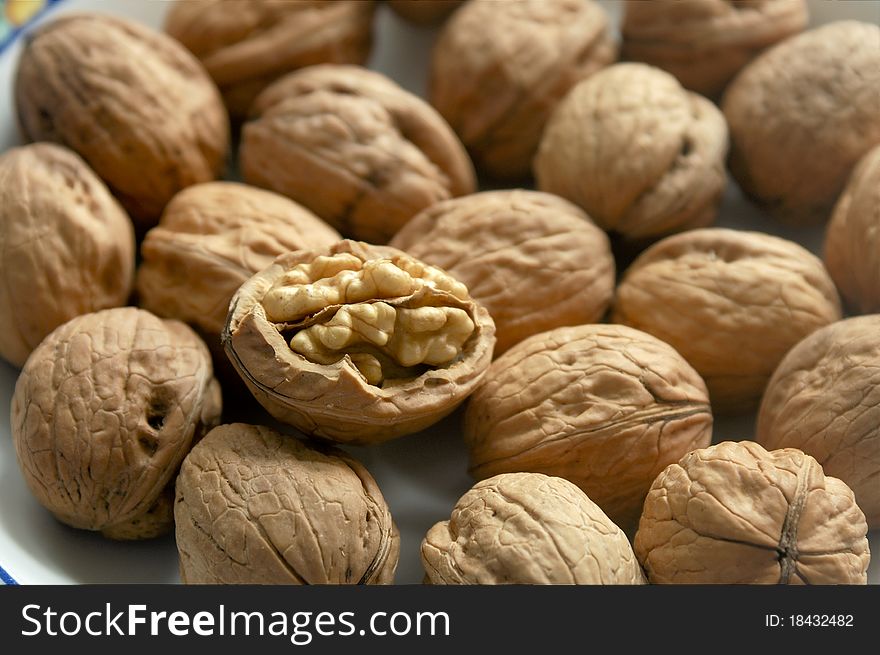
<box><xmin>165</xmin><ymin>0</ymin><xmax>376</xmax><ymax>119</ymax></box>
<box><xmin>612</xmin><ymin>228</ymin><xmax>842</xmax><ymax>412</ymax></box>
<box><xmin>757</xmin><ymin>316</ymin><xmax>880</xmax><ymax>528</ymax></box>
<box><xmin>0</xmin><ymin>143</ymin><xmax>134</xmax><ymax>368</ymax></box>
<box><xmin>622</xmin><ymin>0</ymin><xmax>808</xmax><ymax>98</ymax></box>
<box><xmin>430</xmin><ymin>0</ymin><xmax>616</xmax><ymax>181</ymax></box>
<box><xmin>241</xmin><ymin>65</ymin><xmax>476</xmax><ymax>243</ymax></box>
<box><xmin>11</xmin><ymin>307</ymin><xmax>222</xmax><ymax>540</ymax></box>
<box><xmin>15</xmin><ymin>13</ymin><xmax>230</xmax><ymax>227</ymax></box>
<box><xmin>223</xmin><ymin>240</ymin><xmax>495</xmax><ymax>444</ymax></box>
<box><xmin>175</xmin><ymin>423</ymin><xmax>399</xmax><ymax>584</ymax></box>
<box><xmin>535</xmin><ymin>63</ymin><xmax>728</xmax><ymax>240</ymax></box>
<box><xmin>465</xmin><ymin>324</ymin><xmax>712</xmax><ymax>530</ymax></box>
<box><xmin>823</xmin><ymin>145</ymin><xmax>880</xmax><ymax>314</ymax></box>
<box><xmin>389</xmin><ymin>190</ymin><xmax>615</xmax><ymax>355</ymax></box>
<box><xmin>634</xmin><ymin>441</ymin><xmax>870</xmax><ymax>584</ymax></box>
<box><xmin>422</xmin><ymin>472</ymin><xmax>646</xmax><ymax>584</ymax></box>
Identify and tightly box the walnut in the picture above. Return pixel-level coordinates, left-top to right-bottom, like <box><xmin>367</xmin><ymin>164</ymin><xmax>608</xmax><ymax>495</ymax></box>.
<box><xmin>0</xmin><ymin>143</ymin><xmax>134</xmax><ymax>368</ymax></box>
<box><xmin>389</xmin><ymin>190</ymin><xmax>615</xmax><ymax>355</ymax></box>
<box><xmin>612</xmin><ymin>228</ymin><xmax>842</xmax><ymax>412</ymax></box>
<box><xmin>175</xmin><ymin>423</ymin><xmax>399</xmax><ymax>584</ymax></box>
<box><xmin>429</xmin><ymin>0</ymin><xmax>615</xmax><ymax>180</ymax></box>
<box><xmin>11</xmin><ymin>307</ymin><xmax>222</xmax><ymax>540</ymax></box>
<box><xmin>464</xmin><ymin>324</ymin><xmax>712</xmax><ymax>530</ymax></box>
<box><xmin>15</xmin><ymin>13</ymin><xmax>230</xmax><ymax>227</ymax></box>
<box><xmin>240</xmin><ymin>65</ymin><xmax>475</xmax><ymax>243</ymax></box>
<box><xmin>223</xmin><ymin>240</ymin><xmax>495</xmax><ymax>444</ymax></box>
<box><xmin>534</xmin><ymin>63</ymin><xmax>728</xmax><ymax>240</ymax></box>
<box><xmin>137</xmin><ymin>182</ymin><xmax>340</xmax><ymax>340</ymax></box>
<box><xmin>723</xmin><ymin>21</ymin><xmax>880</xmax><ymax>224</ymax></box>
<box><xmin>621</xmin><ymin>0</ymin><xmax>808</xmax><ymax>98</ymax></box>
<box><xmin>634</xmin><ymin>441</ymin><xmax>871</xmax><ymax>584</ymax></box>
<box><xmin>388</xmin><ymin>0</ymin><xmax>461</xmax><ymax>24</ymax></box>
<box><xmin>164</xmin><ymin>0</ymin><xmax>376</xmax><ymax>119</ymax></box>
<box><xmin>422</xmin><ymin>472</ymin><xmax>646</xmax><ymax>584</ymax></box>
<box><xmin>823</xmin><ymin>145</ymin><xmax>880</xmax><ymax>314</ymax></box>
<box><xmin>757</xmin><ymin>316</ymin><xmax>880</xmax><ymax>528</ymax></box>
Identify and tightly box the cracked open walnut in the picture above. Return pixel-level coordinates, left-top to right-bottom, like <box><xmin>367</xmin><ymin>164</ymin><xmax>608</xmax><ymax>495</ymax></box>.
<box><xmin>223</xmin><ymin>240</ymin><xmax>495</xmax><ymax>444</ymax></box>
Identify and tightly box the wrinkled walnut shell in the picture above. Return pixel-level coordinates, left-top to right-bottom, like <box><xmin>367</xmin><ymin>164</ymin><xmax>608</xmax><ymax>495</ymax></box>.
<box><xmin>15</xmin><ymin>13</ymin><xmax>230</xmax><ymax>226</ymax></box>
<box><xmin>422</xmin><ymin>472</ymin><xmax>646</xmax><ymax>584</ymax></box>
<box><xmin>612</xmin><ymin>228</ymin><xmax>842</xmax><ymax>412</ymax></box>
<box><xmin>622</xmin><ymin>0</ymin><xmax>808</xmax><ymax>98</ymax></box>
<box><xmin>535</xmin><ymin>63</ymin><xmax>728</xmax><ymax>239</ymax></box>
<box><xmin>723</xmin><ymin>21</ymin><xmax>880</xmax><ymax>224</ymax></box>
<box><xmin>388</xmin><ymin>0</ymin><xmax>461</xmax><ymax>24</ymax></box>
<box><xmin>757</xmin><ymin>316</ymin><xmax>880</xmax><ymax>528</ymax></box>
<box><xmin>430</xmin><ymin>0</ymin><xmax>615</xmax><ymax>180</ymax></box>
<box><xmin>165</xmin><ymin>0</ymin><xmax>376</xmax><ymax>119</ymax></box>
<box><xmin>634</xmin><ymin>441</ymin><xmax>870</xmax><ymax>584</ymax></box>
<box><xmin>223</xmin><ymin>240</ymin><xmax>495</xmax><ymax>444</ymax></box>
<box><xmin>465</xmin><ymin>324</ymin><xmax>713</xmax><ymax>529</ymax></box>
<box><xmin>0</xmin><ymin>143</ymin><xmax>135</xmax><ymax>368</ymax></box>
<box><xmin>241</xmin><ymin>65</ymin><xmax>476</xmax><ymax>243</ymax></box>
<box><xmin>175</xmin><ymin>423</ymin><xmax>399</xmax><ymax>584</ymax></box>
<box><xmin>137</xmin><ymin>181</ymin><xmax>340</xmax><ymax>338</ymax></box>
<box><xmin>390</xmin><ymin>190</ymin><xmax>615</xmax><ymax>355</ymax></box>
<box><xmin>12</xmin><ymin>307</ymin><xmax>222</xmax><ymax>540</ymax></box>
<box><xmin>823</xmin><ymin>145</ymin><xmax>880</xmax><ymax>314</ymax></box>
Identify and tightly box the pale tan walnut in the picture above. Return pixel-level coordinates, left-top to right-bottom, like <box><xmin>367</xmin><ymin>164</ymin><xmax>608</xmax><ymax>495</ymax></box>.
<box><xmin>15</xmin><ymin>13</ymin><xmax>230</xmax><ymax>227</ymax></box>
<box><xmin>464</xmin><ymin>324</ymin><xmax>712</xmax><ymax>530</ymax></box>
<box><xmin>757</xmin><ymin>316</ymin><xmax>880</xmax><ymax>528</ymax></box>
<box><xmin>240</xmin><ymin>65</ymin><xmax>476</xmax><ymax>244</ymax></box>
<box><xmin>223</xmin><ymin>240</ymin><xmax>495</xmax><ymax>444</ymax></box>
<box><xmin>388</xmin><ymin>0</ymin><xmax>461</xmax><ymax>24</ymax></box>
<box><xmin>612</xmin><ymin>228</ymin><xmax>842</xmax><ymax>412</ymax></box>
<box><xmin>389</xmin><ymin>190</ymin><xmax>615</xmax><ymax>355</ymax></box>
<box><xmin>422</xmin><ymin>472</ymin><xmax>646</xmax><ymax>585</ymax></box>
<box><xmin>534</xmin><ymin>63</ymin><xmax>728</xmax><ymax>240</ymax></box>
<box><xmin>622</xmin><ymin>0</ymin><xmax>808</xmax><ymax>98</ymax></box>
<box><xmin>137</xmin><ymin>182</ymin><xmax>340</xmax><ymax>339</ymax></box>
<box><xmin>723</xmin><ymin>21</ymin><xmax>880</xmax><ymax>224</ymax></box>
<box><xmin>430</xmin><ymin>0</ymin><xmax>615</xmax><ymax>180</ymax></box>
<box><xmin>175</xmin><ymin>423</ymin><xmax>399</xmax><ymax>584</ymax></box>
<box><xmin>634</xmin><ymin>441</ymin><xmax>871</xmax><ymax>584</ymax></box>
<box><xmin>164</xmin><ymin>0</ymin><xmax>376</xmax><ymax>119</ymax></box>
<box><xmin>11</xmin><ymin>307</ymin><xmax>222</xmax><ymax>540</ymax></box>
<box><xmin>823</xmin><ymin>145</ymin><xmax>880</xmax><ymax>314</ymax></box>
<box><xmin>0</xmin><ymin>143</ymin><xmax>135</xmax><ymax>368</ymax></box>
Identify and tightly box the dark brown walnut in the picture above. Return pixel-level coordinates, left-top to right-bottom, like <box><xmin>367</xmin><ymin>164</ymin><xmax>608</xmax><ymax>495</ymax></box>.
<box><xmin>634</xmin><ymin>441</ymin><xmax>870</xmax><ymax>584</ymax></box>
<box><xmin>11</xmin><ymin>307</ymin><xmax>222</xmax><ymax>540</ymax></box>
<box><xmin>622</xmin><ymin>0</ymin><xmax>808</xmax><ymax>98</ymax></box>
<box><xmin>240</xmin><ymin>65</ymin><xmax>476</xmax><ymax>244</ymax></box>
<box><xmin>534</xmin><ymin>63</ymin><xmax>728</xmax><ymax>240</ymax></box>
<box><xmin>464</xmin><ymin>324</ymin><xmax>712</xmax><ymax>530</ymax></box>
<box><xmin>223</xmin><ymin>240</ymin><xmax>495</xmax><ymax>444</ymax></box>
<box><xmin>0</xmin><ymin>143</ymin><xmax>135</xmax><ymax>368</ymax></box>
<box><xmin>430</xmin><ymin>0</ymin><xmax>615</xmax><ymax>180</ymax></box>
<box><xmin>175</xmin><ymin>423</ymin><xmax>399</xmax><ymax>584</ymax></box>
<box><xmin>388</xmin><ymin>0</ymin><xmax>461</xmax><ymax>24</ymax></box>
<box><xmin>823</xmin><ymin>145</ymin><xmax>880</xmax><ymax>314</ymax></box>
<box><xmin>422</xmin><ymin>472</ymin><xmax>646</xmax><ymax>584</ymax></box>
<box><xmin>137</xmin><ymin>182</ymin><xmax>340</xmax><ymax>339</ymax></box>
<box><xmin>612</xmin><ymin>228</ymin><xmax>842</xmax><ymax>412</ymax></box>
<box><xmin>15</xmin><ymin>13</ymin><xmax>229</xmax><ymax>227</ymax></box>
<box><xmin>757</xmin><ymin>316</ymin><xmax>880</xmax><ymax>528</ymax></box>
<box><xmin>390</xmin><ymin>190</ymin><xmax>614</xmax><ymax>355</ymax></box>
<box><xmin>165</xmin><ymin>0</ymin><xmax>376</xmax><ymax>119</ymax></box>
<box><xmin>723</xmin><ymin>21</ymin><xmax>880</xmax><ymax>224</ymax></box>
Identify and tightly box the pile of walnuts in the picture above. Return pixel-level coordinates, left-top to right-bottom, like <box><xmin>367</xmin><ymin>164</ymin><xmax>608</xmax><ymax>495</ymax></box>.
<box><xmin>2</xmin><ymin>1</ymin><xmax>877</xmax><ymax>586</ymax></box>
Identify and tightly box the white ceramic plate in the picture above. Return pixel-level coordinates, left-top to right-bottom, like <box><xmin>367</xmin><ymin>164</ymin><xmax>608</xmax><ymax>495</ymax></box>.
<box><xmin>0</xmin><ymin>0</ymin><xmax>877</xmax><ymax>585</ymax></box>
